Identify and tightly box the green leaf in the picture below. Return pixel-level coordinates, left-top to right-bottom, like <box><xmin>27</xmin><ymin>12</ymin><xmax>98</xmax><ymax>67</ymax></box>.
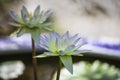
<box><xmin>17</xmin><ymin>28</ymin><xmax>26</xmax><ymax>37</ymax></box>
<box><xmin>34</xmin><ymin>52</ymin><xmax>59</xmax><ymax>58</ymax></box>
<box><xmin>31</xmin><ymin>28</ymin><xmax>40</xmax><ymax>44</ymax></box>
<box><xmin>8</xmin><ymin>22</ymin><xmax>22</xmax><ymax>27</ymax></box>
<box><xmin>59</xmin><ymin>56</ymin><xmax>73</xmax><ymax>74</ymax></box>
<box><xmin>71</xmin><ymin>54</ymin><xmax>83</xmax><ymax>56</ymax></box>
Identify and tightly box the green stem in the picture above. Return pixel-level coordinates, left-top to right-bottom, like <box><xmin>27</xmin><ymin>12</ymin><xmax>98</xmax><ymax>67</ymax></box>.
<box><xmin>56</xmin><ymin>59</ymin><xmax>62</xmax><ymax>80</ymax></box>
<box><xmin>32</xmin><ymin>38</ymin><xmax>38</xmax><ymax>80</ymax></box>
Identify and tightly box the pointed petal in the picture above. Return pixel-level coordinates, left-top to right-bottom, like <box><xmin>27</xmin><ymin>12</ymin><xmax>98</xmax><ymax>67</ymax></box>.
<box><xmin>34</xmin><ymin>5</ymin><xmax>40</xmax><ymax>16</ymax></box>
<box><xmin>49</xmin><ymin>31</ymin><xmax>60</xmax><ymax>39</ymax></box>
<box><xmin>8</xmin><ymin>22</ymin><xmax>22</xmax><ymax>27</ymax></box>
<box><xmin>17</xmin><ymin>28</ymin><xmax>26</xmax><ymax>37</ymax></box>
<box><xmin>21</xmin><ymin>6</ymin><xmax>29</xmax><ymax>22</ymax></box>
<box><xmin>74</xmin><ymin>37</ymin><xmax>81</xmax><ymax>44</ymax></box>
<box><xmin>74</xmin><ymin>50</ymin><xmax>85</xmax><ymax>54</ymax></box>
<box><xmin>38</xmin><ymin>11</ymin><xmax>46</xmax><ymax>23</ymax></box>
<box><xmin>31</xmin><ymin>29</ymin><xmax>40</xmax><ymax>44</ymax></box>
<box><xmin>40</xmin><ymin>35</ymin><xmax>48</xmax><ymax>44</ymax></box>
<box><xmin>75</xmin><ymin>40</ymin><xmax>87</xmax><ymax>49</ymax></box>
<box><xmin>61</xmin><ymin>31</ymin><xmax>69</xmax><ymax>45</ymax></box>
<box><xmin>45</xmin><ymin>9</ymin><xmax>52</xmax><ymax>19</ymax></box>
<box><xmin>71</xmin><ymin>50</ymin><xmax>84</xmax><ymax>56</ymax></box>
<box><xmin>40</xmin><ymin>21</ymin><xmax>53</xmax><ymax>27</ymax></box>
<box><xmin>50</xmin><ymin>31</ymin><xmax>56</xmax><ymax>41</ymax></box>
<box><xmin>78</xmin><ymin>50</ymin><xmax>90</xmax><ymax>53</ymax></box>
<box><xmin>66</xmin><ymin>31</ymin><xmax>69</xmax><ymax>38</ymax></box>
<box><xmin>70</xmin><ymin>33</ymin><xmax>78</xmax><ymax>40</ymax></box>
<box><xmin>62</xmin><ymin>31</ymin><xmax>69</xmax><ymax>38</ymax></box>
<box><xmin>41</xmin><ymin>22</ymin><xmax>53</xmax><ymax>31</ymax></box>
<box><xmin>34</xmin><ymin>52</ymin><xmax>58</xmax><ymax>58</ymax></box>
<box><xmin>9</xmin><ymin>11</ymin><xmax>22</xmax><ymax>23</ymax></box>
<box><xmin>65</xmin><ymin>45</ymin><xmax>80</xmax><ymax>55</ymax></box>
<box><xmin>40</xmin><ymin>35</ymin><xmax>49</xmax><ymax>49</ymax></box>
<box><xmin>39</xmin><ymin>10</ymin><xmax>52</xmax><ymax>23</ymax></box>
<box><xmin>31</xmin><ymin>16</ymin><xmax>39</xmax><ymax>24</ymax></box>
<box><xmin>59</xmin><ymin>56</ymin><xmax>73</xmax><ymax>74</ymax></box>
<box><xmin>56</xmin><ymin>37</ymin><xmax>60</xmax><ymax>49</ymax></box>
<box><xmin>40</xmin><ymin>34</ymin><xmax>50</xmax><ymax>45</ymax></box>
<box><xmin>40</xmin><ymin>44</ymin><xmax>49</xmax><ymax>50</ymax></box>
<box><xmin>10</xmin><ymin>29</ymin><xmax>20</xmax><ymax>36</ymax></box>
<box><xmin>70</xmin><ymin>34</ymin><xmax>79</xmax><ymax>44</ymax></box>
<box><xmin>43</xmin><ymin>27</ymin><xmax>52</xmax><ymax>31</ymax></box>
<box><xmin>65</xmin><ymin>45</ymin><xmax>75</xmax><ymax>52</ymax></box>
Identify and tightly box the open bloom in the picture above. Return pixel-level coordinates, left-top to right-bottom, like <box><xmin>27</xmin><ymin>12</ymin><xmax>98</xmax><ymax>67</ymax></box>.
<box><xmin>35</xmin><ymin>31</ymin><xmax>88</xmax><ymax>74</ymax></box>
<box><xmin>9</xmin><ymin>5</ymin><xmax>53</xmax><ymax>43</ymax></box>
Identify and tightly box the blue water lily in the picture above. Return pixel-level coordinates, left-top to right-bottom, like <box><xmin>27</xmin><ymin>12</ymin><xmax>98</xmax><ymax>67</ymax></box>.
<box><xmin>35</xmin><ymin>31</ymin><xmax>88</xmax><ymax>74</ymax></box>
<box><xmin>9</xmin><ymin>5</ymin><xmax>53</xmax><ymax>43</ymax></box>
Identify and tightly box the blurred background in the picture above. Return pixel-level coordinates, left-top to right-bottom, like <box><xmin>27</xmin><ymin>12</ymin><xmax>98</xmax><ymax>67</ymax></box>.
<box><xmin>1</xmin><ymin>0</ymin><xmax>120</xmax><ymax>37</ymax></box>
<box><xmin>0</xmin><ymin>0</ymin><xmax>120</xmax><ymax>80</ymax></box>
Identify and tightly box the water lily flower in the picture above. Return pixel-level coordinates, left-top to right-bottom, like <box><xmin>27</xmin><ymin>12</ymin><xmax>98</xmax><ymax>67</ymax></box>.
<box><xmin>35</xmin><ymin>31</ymin><xmax>88</xmax><ymax>74</ymax></box>
<box><xmin>9</xmin><ymin>5</ymin><xmax>53</xmax><ymax>43</ymax></box>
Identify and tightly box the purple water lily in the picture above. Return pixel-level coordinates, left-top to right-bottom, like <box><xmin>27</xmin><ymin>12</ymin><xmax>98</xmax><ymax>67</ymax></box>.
<box><xmin>35</xmin><ymin>31</ymin><xmax>88</xmax><ymax>74</ymax></box>
<box><xmin>9</xmin><ymin>5</ymin><xmax>53</xmax><ymax>44</ymax></box>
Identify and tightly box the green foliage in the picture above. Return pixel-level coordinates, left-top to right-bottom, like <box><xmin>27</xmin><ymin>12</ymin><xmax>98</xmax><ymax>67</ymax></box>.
<box><xmin>35</xmin><ymin>31</ymin><xmax>88</xmax><ymax>74</ymax></box>
<box><xmin>59</xmin><ymin>56</ymin><xmax>73</xmax><ymax>74</ymax></box>
<box><xmin>9</xmin><ymin>5</ymin><xmax>53</xmax><ymax>43</ymax></box>
<box><xmin>52</xmin><ymin>60</ymin><xmax>120</xmax><ymax>80</ymax></box>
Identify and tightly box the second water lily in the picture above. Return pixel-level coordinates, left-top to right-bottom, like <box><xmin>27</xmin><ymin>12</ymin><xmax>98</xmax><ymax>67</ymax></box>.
<box><xmin>35</xmin><ymin>31</ymin><xmax>88</xmax><ymax>74</ymax></box>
